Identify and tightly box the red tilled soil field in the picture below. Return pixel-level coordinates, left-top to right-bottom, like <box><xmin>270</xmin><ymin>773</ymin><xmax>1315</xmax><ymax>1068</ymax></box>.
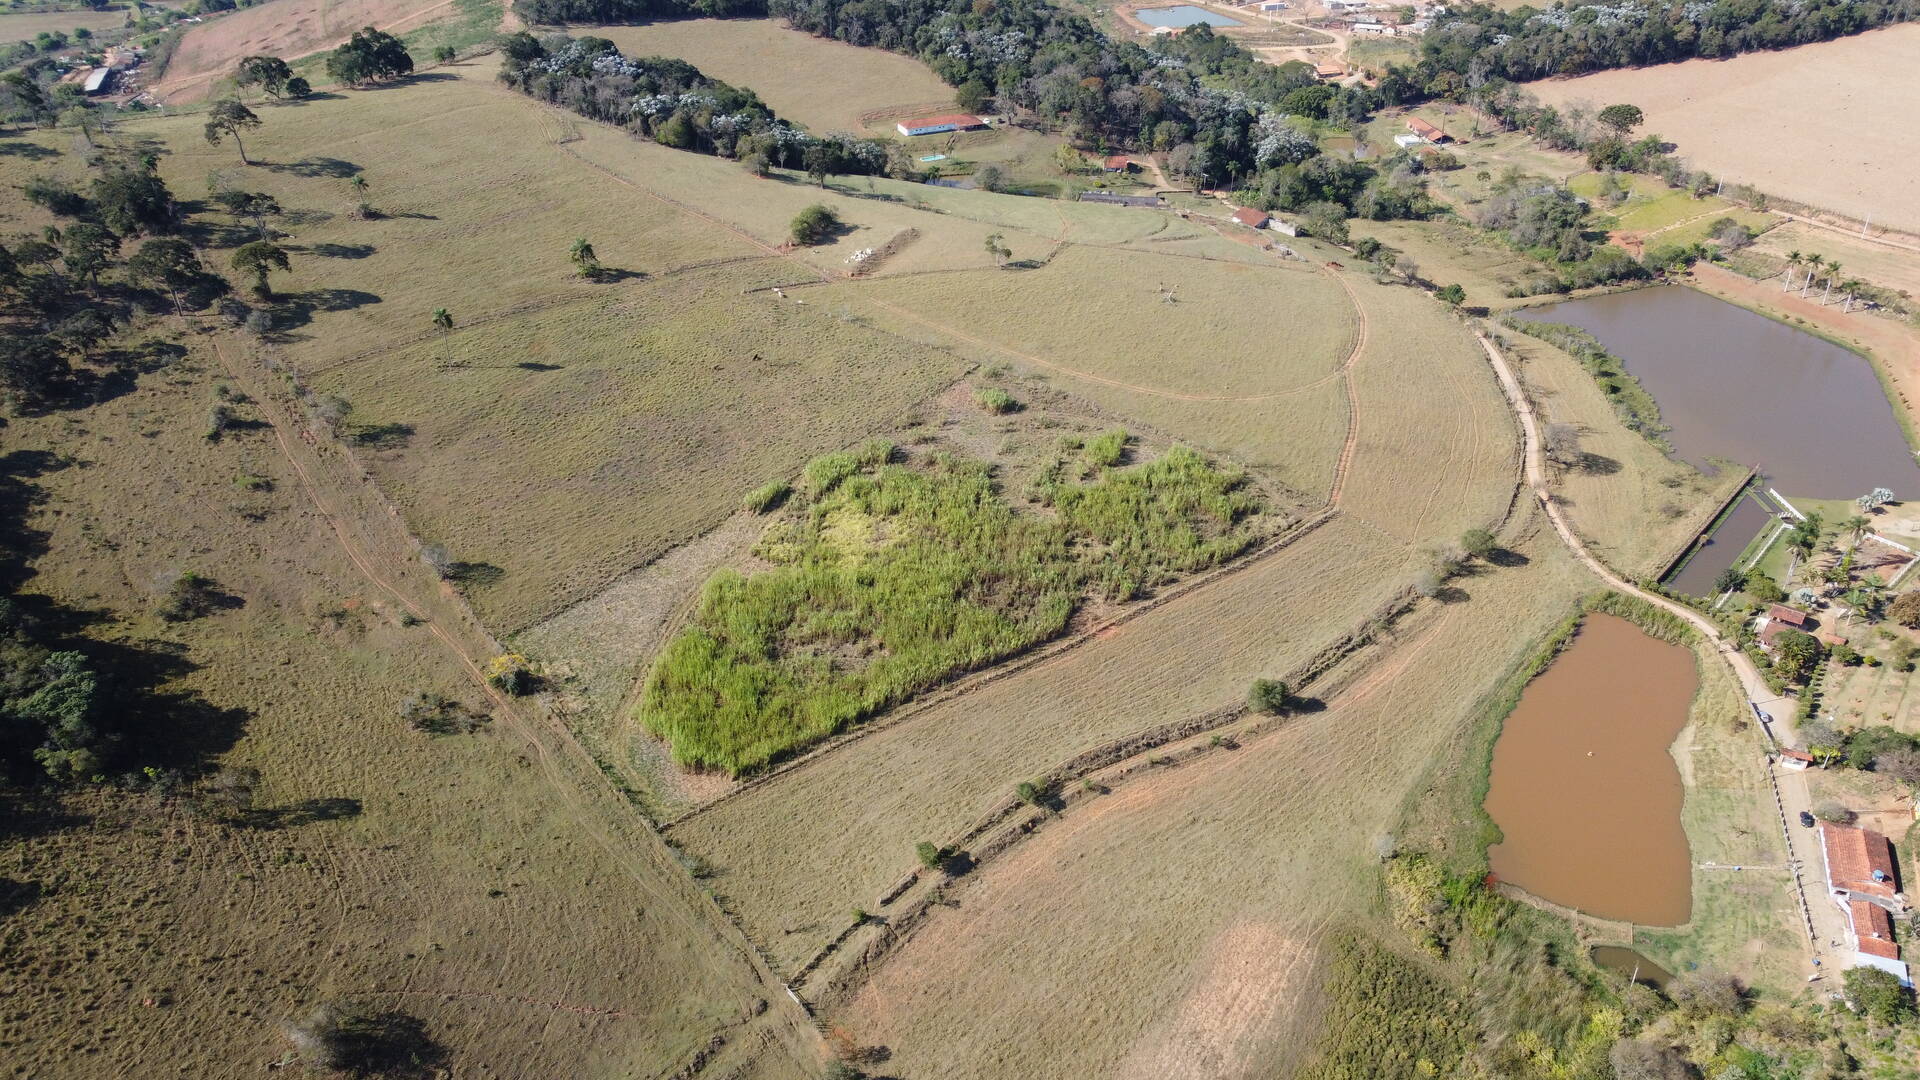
<box><xmin>150</xmin><ymin>0</ymin><xmax>459</xmax><ymax>103</ymax></box>
<box><xmin>1524</xmin><ymin>25</ymin><xmax>1920</xmax><ymax>232</ymax></box>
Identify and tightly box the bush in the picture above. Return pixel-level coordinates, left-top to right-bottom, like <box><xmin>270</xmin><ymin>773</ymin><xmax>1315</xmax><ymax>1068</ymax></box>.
<box><xmin>158</xmin><ymin>572</ymin><xmax>221</xmax><ymax>621</ymax></box>
<box><xmin>789</xmin><ymin>204</ymin><xmax>840</xmax><ymax>245</ymax></box>
<box><xmin>742</xmin><ymin>480</ymin><xmax>790</xmax><ymax>513</ymax></box>
<box><xmin>1461</xmin><ymin>527</ymin><xmax>1494</xmax><ymax>560</ymax></box>
<box><xmin>1813</xmin><ymin>801</ymin><xmax>1854</xmax><ymax>824</ymax></box>
<box><xmin>485</xmin><ymin>654</ymin><xmax>536</xmax><ymax>696</ymax></box>
<box><xmin>1014</xmin><ymin>780</ymin><xmax>1043</xmax><ymax>805</ymax></box>
<box><xmin>1248</xmin><ymin>678</ymin><xmax>1289</xmax><ymax>714</ymax></box>
<box><xmin>281</xmin><ymin>1001</ymin><xmax>447</xmax><ymax>1076</ymax></box>
<box><xmin>401</xmin><ymin>691</ymin><xmax>486</xmax><ymax>735</ymax></box>
<box><xmin>1082</xmin><ymin>428</ymin><xmax>1127</xmax><ymax>468</ymax></box>
<box><xmin>974</xmin><ymin>387</ymin><xmax>1018</xmax><ymax>414</ymax></box>
<box><xmin>915</xmin><ymin>840</ymin><xmax>944</xmax><ymax>869</ymax></box>
<box><xmin>1888</xmin><ymin>591</ymin><xmax>1920</xmax><ymax>628</ymax></box>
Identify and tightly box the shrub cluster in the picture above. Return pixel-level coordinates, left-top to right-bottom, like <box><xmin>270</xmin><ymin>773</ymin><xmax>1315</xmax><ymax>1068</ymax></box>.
<box><xmin>642</xmin><ymin>440</ymin><xmax>1262</xmax><ymax>774</ymax></box>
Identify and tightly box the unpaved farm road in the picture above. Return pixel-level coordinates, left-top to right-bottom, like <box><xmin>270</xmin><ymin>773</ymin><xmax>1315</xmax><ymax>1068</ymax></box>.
<box><xmin>1476</xmin><ymin>329</ymin><xmax>1834</xmax><ymax>965</ymax></box>
<box><xmin>200</xmin><ymin>330</ymin><xmax>821</xmax><ymax>1076</ymax></box>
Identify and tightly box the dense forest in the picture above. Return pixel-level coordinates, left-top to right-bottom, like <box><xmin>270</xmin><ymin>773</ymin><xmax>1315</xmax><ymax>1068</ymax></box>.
<box><xmin>1414</xmin><ymin>0</ymin><xmax>1918</xmax><ymax>88</ymax></box>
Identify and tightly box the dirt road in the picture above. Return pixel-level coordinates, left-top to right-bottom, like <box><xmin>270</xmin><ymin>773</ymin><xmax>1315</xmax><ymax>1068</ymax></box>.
<box><xmin>1476</xmin><ymin>329</ymin><xmax>1837</xmax><ymax>965</ymax></box>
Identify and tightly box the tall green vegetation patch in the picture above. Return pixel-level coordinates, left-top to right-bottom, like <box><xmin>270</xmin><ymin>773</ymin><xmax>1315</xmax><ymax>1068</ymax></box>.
<box><xmin>1300</xmin><ymin>936</ymin><xmax>1474</xmax><ymax>1080</ymax></box>
<box><xmin>642</xmin><ymin>439</ymin><xmax>1262</xmax><ymax>774</ymax></box>
<box><xmin>1504</xmin><ymin>318</ymin><xmax>1666</xmax><ymax>447</ymax></box>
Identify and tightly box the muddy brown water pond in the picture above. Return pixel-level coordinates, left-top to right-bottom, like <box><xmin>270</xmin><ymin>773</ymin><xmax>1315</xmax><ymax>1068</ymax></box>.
<box><xmin>1485</xmin><ymin>613</ymin><xmax>1698</xmax><ymax>926</ymax></box>
<box><xmin>1527</xmin><ymin>286</ymin><xmax>1920</xmax><ymax>500</ymax></box>
<box><xmin>1590</xmin><ymin>946</ymin><xmax>1675</xmax><ymax>989</ymax></box>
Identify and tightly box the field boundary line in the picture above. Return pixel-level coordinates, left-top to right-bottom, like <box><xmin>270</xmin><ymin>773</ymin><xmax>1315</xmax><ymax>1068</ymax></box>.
<box><xmin>785</xmin><ymin>579</ymin><xmax>1424</xmax><ymax>994</ymax></box>
<box><xmin>800</xmin><ymin>583</ymin><xmax>1459</xmax><ymax>1008</ymax></box>
<box><xmin>662</xmin><ymin>508</ymin><xmax>1338</xmax><ymax>830</ymax></box>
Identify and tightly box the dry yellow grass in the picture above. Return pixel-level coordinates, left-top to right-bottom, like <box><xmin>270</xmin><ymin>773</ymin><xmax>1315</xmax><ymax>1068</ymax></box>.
<box><xmin>1333</xmin><ymin>281</ymin><xmax>1517</xmax><ymax>544</ymax></box>
<box><xmin>0</xmin><ymin>8</ymin><xmax>126</xmax><ymax>41</ymax></box>
<box><xmin>826</xmin><ymin>524</ymin><xmax>1590</xmax><ymax>1078</ymax></box>
<box><xmin>313</xmin><ymin>262</ymin><xmax>967</xmax><ymax>631</ymax></box>
<box><xmin>589</xmin><ymin>19</ymin><xmax>957</xmax><ymax>131</ymax></box>
<box><xmin>0</xmin><ymin>337</ymin><xmax>812</xmax><ymax>1078</ymax></box>
<box><xmin>1525</xmin><ymin>25</ymin><xmax>1920</xmax><ymax>231</ymax></box>
<box><xmin>150</xmin><ymin>0</ymin><xmax>462</xmax><ymax>103</ymax></box>
<box><xmin>1748</xmin><ymin>220</ymin><xmax>1920</xmax><ymax>300</ymax></box>
<box><xmin>669</xmin><ymin>514</ymin><xmax>1419</xmax><ymax>973</ymax></box>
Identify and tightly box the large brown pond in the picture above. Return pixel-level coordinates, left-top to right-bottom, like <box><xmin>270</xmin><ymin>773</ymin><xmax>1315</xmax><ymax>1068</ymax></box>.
<box><xmin>1485</xmin><ymin>613</ymin><xmax>1698</xmax><ymax>926</ymax></box>
<box><xmin>1528</xmin><ymin>286</ymin><xmax>1920</xmax><ymax>500</ymax></box>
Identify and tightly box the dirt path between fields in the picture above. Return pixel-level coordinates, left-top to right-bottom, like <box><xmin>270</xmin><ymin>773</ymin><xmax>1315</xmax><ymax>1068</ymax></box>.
<box><xmin>198</xmin><ymin>329</ymin><xmax>823</xmax><ymax>1072</ymax></box>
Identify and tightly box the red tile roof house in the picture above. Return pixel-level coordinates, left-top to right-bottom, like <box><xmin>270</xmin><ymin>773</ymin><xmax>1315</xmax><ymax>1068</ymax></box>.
<box><xmin>1231</xmin><ymin>207</ymin><xmax>1270</xmax><ymax>229</ymax></box>
<box><xmin>1755</xmin><ymin>604</ymin><xmax>1810</xmax><ymax>653</ymax></box>
<box><xmin>1818</xmin><ymin>821</ymin><xmax>1911</xmax><ymax>984</ymax></box>
<box><xmin>1778</xmin><ymin>748</ymin><xmax>1815</xmax><ymax>771</ymax></box>
<box><xmin>1406</xmin><ymin>117</ymin><xmax>1450</xmax><ymax>144</ymax></box>
<box><xmin>1103</xmin><ymin>154</ymin><xmax>1131</xmax><ymax>173</ymax></box>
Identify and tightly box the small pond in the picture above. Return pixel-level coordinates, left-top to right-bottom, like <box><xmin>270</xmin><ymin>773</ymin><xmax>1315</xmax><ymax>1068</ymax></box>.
<box><xmin>1484</xmin><ymin>613</ymin><xmax>1697</xmax><ymax>926</ymax></box>
<box><xmin>1591</xmin><ymin>946</ymin><xmax>1674</xmax><ymax>989</ymax></box>
<box><xmin>1136</xmin><ymin>4</ymin><xmax>1244</xmax><ymax>26</ymax></box>
<box><xmin>1525</xmin><ymin>286</ymin><xmax>1920</xmax><ymax>500</ymax></box>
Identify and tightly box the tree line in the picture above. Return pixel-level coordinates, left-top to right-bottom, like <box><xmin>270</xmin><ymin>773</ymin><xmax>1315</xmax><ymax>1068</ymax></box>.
<box><xmin>498</xmin><ymin>33</ymin><xmax>894</xmax><ymax>176</ymax></box>
<box><xmin>1411</xmin><ymin>0</ymin><xmax>1917</xmax><ymax>89</ymax></box>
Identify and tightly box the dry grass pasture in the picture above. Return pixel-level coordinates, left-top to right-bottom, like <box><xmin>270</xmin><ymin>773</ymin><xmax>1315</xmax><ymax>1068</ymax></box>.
<box><xmin>310</xmin><ymin>261</ymin><xmax>966</xmax><ymax>631</ymax></box>
<box><xmin>1346</xmin><ymin>218</ymin><xmax>1544</xmax><ymax>310</ymax></box>
<box><xmin>1636</xmin><ymin>653</ymin><xmax>1801</xmax><ymax>995</ymax></box>
<box><xmin>1525</xmin><ymin>25</ymin><xmax>1920</xmax><ymax>231</ymax></box>
<box><xmin>0</xmin><ymin>7</ymin><xmax>127</xmax><ymax>41</ymax></box>
<box><xmin>0</xmin><ymin>338</ymin><xmax>814</xmax><ymax>1077</ymax></box>
<box><xmin>1748</xmin><ymin>219</ymin><xmax>1920</xmax><ymax>300</ymax></box>
<box><xmin>589</xmin><ymin>19</ymin><xmax>956</xmax><ymax>132</ymax></box>
<box><xmin>670</xmin><ymin>514</ymin><xmax>1420</xmax><ymax>972</ymax></box>
<box><xmin>150</xmin><ymin>0</ymin><xmax>468</xmax><ymax>103</ymax></box>
<box><xmin>827</xmin><ymin>524</ymin><xmax>1591</xmax><ymax>1078</ymax></box>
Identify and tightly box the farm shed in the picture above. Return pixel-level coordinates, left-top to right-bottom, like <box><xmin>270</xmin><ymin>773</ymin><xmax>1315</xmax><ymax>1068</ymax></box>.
<box><xmin>1314</xmin><ymin>61</ymin><xmax>1346</xmax><ymax>80</ymax></box>
<box><xmin>1259</xmin><ymin>1</ymin><xmax>1288</xmax><ymax>9</ymax></box>
<box><xmin>82</xmin><ymin>67</ymin><xmax>112</xmax><ymax>95</ymax></box>
<box><xmin>1103</xmin><ymin>154</ymin><xmax>1131</xmax><ymax>172</ymax></box>
<box><xmin>1778</xmin><ymin>748</ymin><xmax>1814</xmax><ymax>771</ymax></box>
<box><xmin>1405</xmin><ymin>117</ymin><xmax>1450</xmax><ymax>144</ymax></box>
<box><xmin>895</xmin><ymin>114</ymin><xmax>986</xmax><ymax>137</ymax></box>
<box><xmin>1352</xmin><ymin>21</ymin><xmax>1393</xmax><ymax>34</ymax></box>
<box><xmin>1231</xmin><ymin>207</ymin><xmax>1270</xmax><ymax>229</ymax></box>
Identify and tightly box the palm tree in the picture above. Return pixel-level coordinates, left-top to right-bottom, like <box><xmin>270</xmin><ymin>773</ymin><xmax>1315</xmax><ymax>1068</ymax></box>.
<box><xmin>431</xmin><ymin>308</ymin><xmax>453</xmax><ymax>362</ymax></box>
<box><xmin>1801</xmin><ymin>253</ymin><xmax>1820</xmax><ymax>297</ymax></box>
<box><xmin>350</xmin><ymin>173</ymin><xmax>369</xmax><ymax>195</ymax></box>
<box><xmin>1841</xmin><ymin>279</ymin><xmax>1864</xmax><ymax>313</ymax></box>
<box><xmin>1821</xmin><ymin>260</ymin><xmax>1841</xmax><ymax>305</ymax></box>
<box><xmin>1844</xmin><ymin>514</ymin><xmax>1871</xmax><ymax>548</ymax></box>
<box><xmin>1784</xmin><ymin>250</ymin><xmax>1801</xmax><ymax>291</ymax></box>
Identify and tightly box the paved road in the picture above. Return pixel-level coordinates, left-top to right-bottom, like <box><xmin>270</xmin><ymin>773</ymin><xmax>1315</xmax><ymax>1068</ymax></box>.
<box><xmin>1475</xmin><ymin>330</ymin><xmax>1843</xmax><ymax>976</ymax></box>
